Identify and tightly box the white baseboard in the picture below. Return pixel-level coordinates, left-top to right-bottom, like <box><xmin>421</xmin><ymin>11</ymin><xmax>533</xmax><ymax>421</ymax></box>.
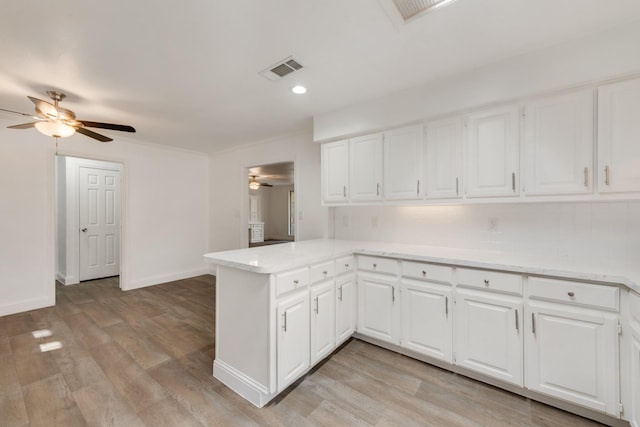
<box><xmin>0</xmin><ymin>295</ymin><xmax>54</xmax><ymax>317</ymax></box>
<box><xmin>55</xmin><ymin>272</ymin><xmax>79</xmax><ymax>286</ymax></box>
<box><xmin>121</xmin><ymin>267</ymin><xmax>211</xmax><ymax>291</ymax></box>
<box><xmin>213</xmin><ymin>359</ymin><xmax>273</xmax><ymax>408</ymax></box>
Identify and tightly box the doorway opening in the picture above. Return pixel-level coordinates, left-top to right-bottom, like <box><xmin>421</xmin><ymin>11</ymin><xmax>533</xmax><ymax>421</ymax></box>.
<box><xmin>246</xmin><ymin>162</ymin><xmax>295</xmax><ymax>248</ymax></box>
<box><xmin>55</xmin><ymin>155</ymin><xmax>123</xmax><ymax>287</ymax></box>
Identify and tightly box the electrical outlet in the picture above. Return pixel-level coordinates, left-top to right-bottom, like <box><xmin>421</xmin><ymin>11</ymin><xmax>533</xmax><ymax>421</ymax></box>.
<box><xmin>488</xmin><ymin>217</ymin><xmax>498</xmax><ymax>231</ymax></box>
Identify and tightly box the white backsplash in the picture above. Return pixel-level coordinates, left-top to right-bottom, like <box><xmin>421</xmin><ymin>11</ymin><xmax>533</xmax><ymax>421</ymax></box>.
<box><xmin>333</xmin><ymin>201</ymin><xmax>640</xmax><ymax>271</ymax></box>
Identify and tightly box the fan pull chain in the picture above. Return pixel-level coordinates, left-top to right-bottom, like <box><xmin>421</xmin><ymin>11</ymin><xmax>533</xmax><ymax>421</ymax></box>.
<box><xmin>55</xmin><ymin>136</ymin><xmax>59</xmax><ymax>154</ymax></box>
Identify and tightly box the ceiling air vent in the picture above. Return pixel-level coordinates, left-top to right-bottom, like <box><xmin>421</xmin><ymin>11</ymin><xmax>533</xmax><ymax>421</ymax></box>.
<box><xmin>379</xmin><ymin>0</ymin><xmax>458</xmax><ymax>25</ymax></box>
<box><xmin>260</xmin><ymin>56</ymin><xmax>304</xmax><ymax>81</ymax></box>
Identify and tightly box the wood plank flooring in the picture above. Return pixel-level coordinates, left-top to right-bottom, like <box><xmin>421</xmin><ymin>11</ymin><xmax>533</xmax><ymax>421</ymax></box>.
<box><xmin>0</xmin><ymin>275</ymin><xmax>606</xmax><ymax>427</ymax></box>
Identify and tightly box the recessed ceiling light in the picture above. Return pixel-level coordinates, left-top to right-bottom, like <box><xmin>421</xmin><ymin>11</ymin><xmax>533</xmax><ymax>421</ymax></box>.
<box><xmin>291</xmin><ymin>85</ymin><xmax>307</xmax><ymax>95</ymax></box>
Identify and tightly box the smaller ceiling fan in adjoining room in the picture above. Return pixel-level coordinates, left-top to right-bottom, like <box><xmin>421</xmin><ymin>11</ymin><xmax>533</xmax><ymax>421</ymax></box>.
<box><xmin>249</xmin><ymin>175</ymin><xmax>273</xmax><ymax>190</ymax></box>
<box><xmin>0</xmin><ymin>90</ymin><xmax>135</xmax><ymax>142</ymax></box>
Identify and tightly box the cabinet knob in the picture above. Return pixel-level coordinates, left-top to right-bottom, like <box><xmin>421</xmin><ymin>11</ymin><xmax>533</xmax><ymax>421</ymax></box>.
<box><xmin>422</xmin><ymin>270</ymin><xmax>427</xmax><ymax>276</ymax></box>
<box><xmin>345</xmin><ymin>263</ymin><xmax>349</xmax><ymax>268</ymax></box>
<box><xmin>484</xmin><ymin>279</ymin><xmax>490</xmax><ymax>286</ymax></box>
<box><xmin>567</xmin><ymin>292</ymin><xmax>575</xmax><ymax>298</ymax></box>
<box><xmin>293</xmin><ymin>280</ymin><xmax>299</xmax><ymax>285</ymax></box>
<box><xmin>322</xmin><ymin>270</ymin><xmax>328</xmax><ymax>275</ymax></box>
<box><xmin>373</xmin><ymin>263</ymin><xmax>377</xmax><ymax>268</ymax></box>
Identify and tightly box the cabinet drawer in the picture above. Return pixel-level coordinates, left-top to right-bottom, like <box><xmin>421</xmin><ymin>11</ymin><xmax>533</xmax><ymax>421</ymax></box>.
<box><xmin>357</xmin><ymin>255</ymin><xmax>398</xmax><ymax>275</ymax></box>
<box><xmin>456</xmin><ymin>268</ymin><xmax>523</xmax><ymax>295</ymax></box>
<box><xmin>401</xmin><ymin>261</ymin><xmax>452</xmax><ymax>283</ymax></box>
<box><xmin>528</xmin><ymin>277</ymin><xmax>619</xmax><ymax>311</ymax></box>
<box><xmin>335</xmin><ymin>256</ymin><xmax>355</xmax><ymax>275</ymax></box>
<box><xmin>310</xmin><ymin>261</ymin><xmax>334</xmax><ymax>284</ymax></box>
<box><xmin>276</xmin><ymin>268</ymin><xmax>310</xmax><ymax>296</ymax></box>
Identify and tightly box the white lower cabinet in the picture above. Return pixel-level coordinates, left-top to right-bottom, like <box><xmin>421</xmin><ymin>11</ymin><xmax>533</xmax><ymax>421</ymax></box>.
<box><xmin>525</xmin><ymin>302</ymin><xmax>619</xmax><ymax>416</ymax></box>
<box><xmin>357</xmin><ymin>271</ymin><xmax>400</xmax><ymax>345</ymax></box>
<box><xmin>310</xmin><ymin>280</ymin><xmax>335</xmax><ymax>365</ymax></box>
<box><xmin>277</xmin><ymin>290</ymin><xmax>310</xmax><ymax>392</ymax></box>
<box><xmin>454</xmin><ymin>288</ymin><xmax>523</xmax><ymax>386</ymax></box>
<box><xmin>335</xmin><ymin>273</ymin><xmax>356</xmax><ymax>345</ymax></box>
<box><xmin>631</xmin><ymin>331</ymin><xmax>640</xmax><ymax>427</ymax></box>
<box><xmin>401</xmin><ymin>279</ymin><xmax>453</xmax><ymax>362</ymax></box>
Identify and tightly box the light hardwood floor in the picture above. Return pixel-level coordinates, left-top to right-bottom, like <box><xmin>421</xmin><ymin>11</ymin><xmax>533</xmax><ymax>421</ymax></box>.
<box><xmin>0</xmin><ymin>275</ymin><xmax>605</xmax><ymax>427</ymax></box>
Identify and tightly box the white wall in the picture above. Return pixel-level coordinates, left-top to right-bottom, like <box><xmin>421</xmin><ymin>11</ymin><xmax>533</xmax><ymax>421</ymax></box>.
<box><xmin>0</xmin><ymin>129</ymin><xmax>210</xmax><ymax>316</ymax></box>
<box><xmin>333</xmin><ymin>202</ymin><xmax>640</xmax><ymax>272</ymax></box>
<box><xmin>314</xmin><ymin>21</ymin><xmax>640</xmax><ymax>142</ymax></box>
<box><xmin>209</xmin><ymin>128</ymin><xmax>328</xmax><ymax>251</ymax></box>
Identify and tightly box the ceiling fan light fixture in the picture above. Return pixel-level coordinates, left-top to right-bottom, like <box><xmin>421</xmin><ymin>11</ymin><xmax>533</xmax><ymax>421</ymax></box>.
<box><xmin>249</xmin><ymin>176</ymin><xmax>260</xmax><ymax>190</ymax></box>
<box><xmin>35</xmin><ymin>120</ymin><xmax>76</xmax><ymax>138</ymax></box>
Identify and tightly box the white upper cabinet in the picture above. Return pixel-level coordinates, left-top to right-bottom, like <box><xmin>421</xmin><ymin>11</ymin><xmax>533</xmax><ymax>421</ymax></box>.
<box><xmin>383</xmin><ymin>125</ymin><xmax>423</xmax><ymax>200</ymax></box>
<box><xmin>523</xmin><ymin>90</ymin><xmax>594</xmax><ymax>196</ymax></box>
<box><xmin>465</xmin><ymin>104</ymin><xmax>520</xmax><ymax>198</ymax></box>
<box><xmin>425</xmin><ymin>117</ymin><xmax>463</xmax><ymax>199</ymax></box>
<box><xmin>321</xmin><ymin>139</ymin><xmax>349</xmax><ymax>203</ymax></box>
<box><xmin>598</xmin><ymin>78</ymin><xmax>640</xmax><ymax>193</ymax></box>
<box><xmin>350</xmin><ymin>133</ymin><xmax>384</xmax><ymax>201</ymax></box>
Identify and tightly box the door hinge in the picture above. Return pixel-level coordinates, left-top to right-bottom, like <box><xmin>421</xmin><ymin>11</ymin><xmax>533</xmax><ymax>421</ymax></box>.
<box><xmin>619</xmin><ymin>402</ymin><xmax>624</xmax><ymax>416</ymax></box>
<box><xmin>618</xmin><ymin>322</ymin><xmax>623</xmax><ymax>335</ymax></box>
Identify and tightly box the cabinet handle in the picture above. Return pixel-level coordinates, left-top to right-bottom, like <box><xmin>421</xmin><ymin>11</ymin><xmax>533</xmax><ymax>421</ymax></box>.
<box><xmin>567</xmin><ymin>291</ymin><xmax>575</xmax><ymax>298</ymax></box>
<box><xmin>515</xmin><ymin>309</ymin><xmax>519</xmax><ymax>332</ymax></box>
<box><xmin>338</xmin><ymin>285</ymin><xmax>343</xmax><ymax>301</ymax></box>
<box><xmin>445</xmin><ymin>296</ymin><xmax>449</xmax><ymax>317</ymax></box>
<box><xmin>392</xmin><ymin>287</ymin><xmax>395</xmax><ymax>303</ymax></box>
<box><xmin>417</xmin><ymin>180</ymin><xmax>420</xmax><ymax>195</ymax></box>
<box><xmin>322</xmin><ymin>270</ymin><xmax>328</xmax><ymax>275</ymax></box>
<box><xmin>511</xmin><ymin>173</ymin><xmax>516</xmax><ymax>192</ymax></box>
<box><xmin>315</xmin><ymin>296</ymin><xmax>319</xmax><ymax>314</ymax></box>
<box><xmin>483</xmin><ymin>279</ymin><xmax>490</xmax><ymax>286</ymax></box>
<box><xmin>532</xmin><ymin>313</ymin><xmax>536</xmax><ymax>335</ymax></box>
<box><xmin>604</xmin><ymin>165</ymin><xmax>610</xmax><ymax>186</ymax></box>
<box><xmin>377</xmin><ymin>182</ymin><xmax>380</xmax><ymax>196</ymax></box>
<box><xmin>343</xmin><ymin>185</ymin><xmax>347</xmax><ymax>197</ymax></box>
<box><xmin>282</xmin><ymin>312</ymin><xmax>287</xmax><ymax>332</ymax></box>
<box><xmin>422</xmin><ymin>270</ymin><xmax>427</xmax><ymax>276</ymax></box>
<box><xmin>373</xmin><ymin>263</ymin><xmax>377</xmax><ymax>268</ymax></box>
<box><xmin>344</xmin><ymin>263</ymin><xmax>349</xmax><ymax>268</ymax></box>
<box><xmin>456</xmin><ymin>177</ymin><xmax>459</xmax><ymax>196</ymax></box>
<box><xmin>293</xmin><ymin>280</ymin><xmax>299</xmax><ymax>286</ymax></box>
<box><xmin>584</xmin><ymin>167</ymin><xmax>589</xmax><ymax>188</ymax></box>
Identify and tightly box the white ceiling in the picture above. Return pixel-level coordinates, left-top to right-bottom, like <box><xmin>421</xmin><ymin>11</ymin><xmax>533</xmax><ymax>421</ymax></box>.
<box><xmin>1</xmin><ymin>0</ymin><xmax>639</xmax><ymax>153</ymax></box>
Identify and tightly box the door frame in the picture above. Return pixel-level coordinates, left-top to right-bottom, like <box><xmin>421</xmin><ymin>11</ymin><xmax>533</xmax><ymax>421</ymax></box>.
<box><xmin>54</xmin><ymin>153</ymin><xmax>127</xmax><ymax>289</ymax></box>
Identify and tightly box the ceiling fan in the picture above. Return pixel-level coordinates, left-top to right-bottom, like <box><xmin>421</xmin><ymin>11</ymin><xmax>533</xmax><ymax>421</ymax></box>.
<box><xmin>249</xmin><ymin>175</ymin><xmax>273</xmax><ymax>190</ymax></box>
<box><xmin>0</xmin><ymin>90</ymin><xmax>135</xmax><ymax>142</ymax></box>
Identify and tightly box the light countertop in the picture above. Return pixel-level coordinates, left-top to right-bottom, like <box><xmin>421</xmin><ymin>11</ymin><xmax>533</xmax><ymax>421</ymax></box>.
<box><xmin>204</xmin><ymin>239</ymin><xmax>640</xmax><ymax>293</ymax></box>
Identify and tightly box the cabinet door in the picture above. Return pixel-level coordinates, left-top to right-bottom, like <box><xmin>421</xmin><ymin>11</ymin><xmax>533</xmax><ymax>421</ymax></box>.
<box><xmin>598</xmin><ymin>78</ymin><xmax>640</xmax><ymax>193</ymax></box>
<box><xmin>526</xmin><ymin>304</ymin><xmax>619</xmax><ymax>416</ymax></box>
<box><xmin>632</xmin><ymin>331</ymin><xmax>640</xmax><ymax>427</ymax></box>
<box><xmin>277</xmin><ymin>291</ymin><xmax>310</xmax><ymax>392</ymax></box>
<box><xmin>310</xmin><ymin>281</ymin><xmax>335</xmax><ymax>365</ymax></box>
<box><xmin>322</xmin><ymin>140</ymin><xmax>349</xmax><ymax>203</ymax></box>
<box><xmin>454</xmin><ymin>289</ymin><xmax>523</xmax><ymax>386</ymax></box>
<box><xmin>357</xmin><ymin>272</ymin><xmax>400</xmax><ymax>344</ymax></box>
<box><xmin>350</xmin><ymin>133</ymin><xmax>383</xmax><ymax>201</ymax></box>
<box><xmin>336</xmin><ymin>274</ymin><xmax>356</xmax><ymax>345</ymax></box>
<box><xmin>401</xmin><ymin>279</ymin><xmax>453</xmax><ymax>363</ymax></box>
<box><xmin>384</xmin><ymin>125</ymin><xmax>423</xmax><ymax>200</ymax></box>
<box><xmin>466</xmin><ymin>105</ymin><xmax>520</xmax><ymax>198</ymax></box>
<box><xmin>425</xmin><ymin>117</ymin><xmax>463</xmax><ymax>199</ymax></box>
<box><xmin>523</xmin><ymin>90</ymin><xmax>594</xmax><ymax>196</ymax></box>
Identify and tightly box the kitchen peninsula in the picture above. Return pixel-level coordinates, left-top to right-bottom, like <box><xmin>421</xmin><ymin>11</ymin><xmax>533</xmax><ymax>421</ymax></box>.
<box><xmin>204</xmin><ymin>239</ymin><xmax>640</xmax><ymax>426</ymax></box>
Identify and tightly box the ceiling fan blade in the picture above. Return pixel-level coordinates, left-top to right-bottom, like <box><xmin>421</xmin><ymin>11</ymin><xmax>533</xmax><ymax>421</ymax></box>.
<box><xmin>0</xmin><ymin>108</ymin><xmax>41</xmax><ymax>120</ymax></box>
<box><xmin>75</xmin><ymin>127</ymin><xmax>113</xmax><ymax>142</ymax></box>
<box><xmin>261</xmin><ymin>183</ymin><xmax>274</xmax><ymax>187</ymax></box>
<box><xmin>79</xmin><ymin>121</ymin><xmax>135</xmax><ymax>133</ymax></box>
<box><xmin>28</xmin><ymin>96</ymin><xmax>58</xmax><ymax>119</ymax></box>
<box><xmin>7</xmin><ymin>122</ymin><xmax>38</xmax><ymax>129</ymax></box>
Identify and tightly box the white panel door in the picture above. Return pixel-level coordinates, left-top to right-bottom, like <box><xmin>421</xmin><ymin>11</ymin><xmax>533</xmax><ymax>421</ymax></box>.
<box><xmin>357</xmin><ymin>272</ymin><xmax>400</xmax><ymax>344</ymax></box>
<box><xmin>335</xmin><ymin>274</ymin><xmax>356</xmax><ymax>345</ymax></box>
<box><xmin>350</xmin><ymin>133</ymin><xmax>383</xmax><ymax>201</ymax></box>
<box><xmin>321</xmin><ymin>140</ymin><xmax>349</xmax><ymax>203</ymax></box>
<box><xmin>425</xmin><ymin>117</ymin><xmax>463</xmax><ymax>199</ymax></box>
<box><xmin>454</xmin><ymin>289</ymin><xmax>523</xmax><ymax>386</ymax></box>
<box><xmin>310</xmin><ymin>280</ymin><xmax>335</xmax><ymax>365</ymax></box>
<box><xmin>466</xmin><ymin>105</ymin><xmax>520</xmax><ymax>198</ymax></box>
<box><xmin>277</xmin><ymin>291</ymin><xmax>310</xmax><ymax>392</ymax></box>
<box><xmin>631</xmin><ymin>331</ymin><xmax>640</xmax><ymax>427</ymax></box>
<box><xmin>523</xmin><ymin>90</ymin><xmax>594</xmax><ymax>195</ymax></box>
<box><xmin>383</xmin><ymin>125</ymin><xmax>423</xmax><ymax>200</ymax></box>
<box><xmin>598</xmin><ymin>78</ymin><xmax>640</xmax><ymax>193</ymax></box>
<box><xmin>401</xmin><ymin>279</ymin><xmax>453</xmax><ymax>363</ymax></box>
<box><xmin>79</xmin><ymin>167</ymin><xmax>120</xmax><ymax>281</ymax></box>
<box><xmin>526</xmin><ymin>303</ymin><xmax>619</xmax><ymax>416</ymax></box>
